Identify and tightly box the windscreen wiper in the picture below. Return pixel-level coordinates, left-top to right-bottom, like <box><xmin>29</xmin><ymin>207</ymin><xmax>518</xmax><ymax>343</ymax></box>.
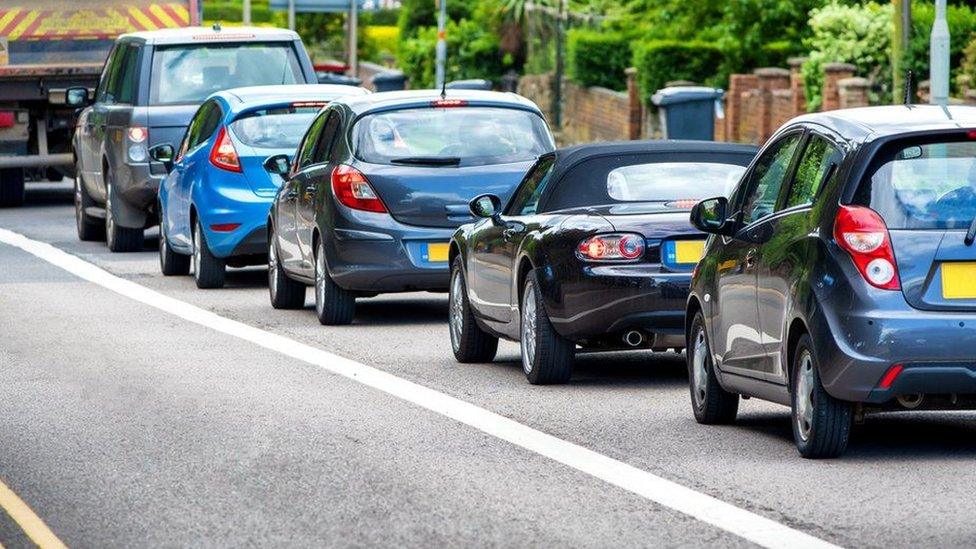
<box><xmin>389</xmin><ymin>156</ymin><xmax>461</xmax><ymax>166</ymax></box>
<box><xmin>965</xmin><ymin>215</ymin><xmax>976</xmax><ymax>246</ymax></box>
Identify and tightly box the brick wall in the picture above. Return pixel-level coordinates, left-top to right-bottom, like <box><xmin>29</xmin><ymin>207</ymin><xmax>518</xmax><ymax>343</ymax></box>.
<box><xmin>562</xmin><ymin>84</ymin><xmax>630</xmax><ymax>144</ymax></box>
<box><xmin>517</xmin><ymin>73</ymin><xmax>556</xmax><ymax>123</ymax></box>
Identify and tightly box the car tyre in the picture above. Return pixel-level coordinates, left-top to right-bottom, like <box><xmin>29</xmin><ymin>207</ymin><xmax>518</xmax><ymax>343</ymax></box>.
<box><xmin>688</xmin><ymin>311</ymin><xmax>739</xmax><ymax>424</ymax></box>
<box><xmin>314</xmin><ymin>237</ymin><xmax>355</xmax><ymax>325</ymax></box>
<box><xmin>158</xmin><ymin>206</ymin><xmax>190</xmax><ymax>276</ymax></box>
<box><xmin>75</xmin><ymin>173</ymin><xmax>105</xmax><ymax>241</ymax></box>
<box><xmin>192</xmin><ymin>218</ymin><xmax>225</xmax><ymax>289</ymax></box>
<box><xmin>105</xmin><ymin>173</ymin><xmax>144</xmax><ymax>252</ymax></box>
<box><xmin>0</xmin><ymin>168</ymin><xmax>25</xmax><ymax>208</ymax></box>
<box><xmin>520</xmin><ymin>270</ymin><xmax>574</xmax><ymax>385</ymax></box>
<box><xmin>268</xmin><ymin>228</ymin><xmax>306</xmax><ymax>309</ymax></box>
<box><xmin>791</xmin><ymin>334</ymin><xmax>852</xmax><ymax>459</ymax></box>
<box><xmin>449</xmin><ymin>256</ymin><xmax>498</xmax><ymax>363</ymax></box>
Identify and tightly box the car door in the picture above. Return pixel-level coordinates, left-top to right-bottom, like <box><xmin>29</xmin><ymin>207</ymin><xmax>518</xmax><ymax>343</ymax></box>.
<box><xmin>712</xmin><ymin>131</ymin><xmax>802</xmax><ymax>379</ymax></box>
<box><xmin>78</xmin><ymin>44</ymin><xmax>118</xmax><ymax>198</ymax></box>
<box><xmin>165</xmin><ymin>102</ymin><xmax>219</xmax><ymax>248</ymax></box>
<box><xmin>756</xmin><ymin>130</ymin><xmax>844</xmax><ymax>383</ymax></box>
<box><xmin>87</xmin><ymin>44</ymin><xmax>123</xmax><ymax>200</ymax></box>
<box><xmin>278</xmin><ymin>112</ymin><xmax>327</xmax><ymax>272</ymax></box>
<box><xmin>469</xmin><ymin>156</ymin><xmax>555</xmax><ymax>324</ymax></box>
<box><xmin>297</xmin><ymin>110</ymin><xmax>342</xmax><ymax>267</ymax></box>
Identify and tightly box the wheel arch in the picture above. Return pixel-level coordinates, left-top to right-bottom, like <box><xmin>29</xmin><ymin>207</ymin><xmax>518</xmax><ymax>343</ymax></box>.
<box><xmin>686</xmin><ymin>295</ymin><xmax>704</xmax><ymax>343</ymax></box>
<box><xmin>785</xmin><ymin>316</ymin><xmax>810</xmax><ymax>391</ymax></box>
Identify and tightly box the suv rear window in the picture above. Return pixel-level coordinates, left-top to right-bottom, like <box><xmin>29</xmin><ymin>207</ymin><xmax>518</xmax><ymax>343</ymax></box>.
<box><xmin>150</xmin><ymin>43</ymin><xmax>302</xmax><ymax>105</ymax></box>
<box><xmin>855</xmin><ymin>138</ymin><xmax>976</xmax><ymax>229</ymax></box>
<box><xmin>230</xmin><ymin>105</ymin><xmax>322</xmax><ymax>149</ymax></box>
<box><xmin>351</xmin><ymin>107</ymin><xmax>554</xmax><ymax>167</ymax></box>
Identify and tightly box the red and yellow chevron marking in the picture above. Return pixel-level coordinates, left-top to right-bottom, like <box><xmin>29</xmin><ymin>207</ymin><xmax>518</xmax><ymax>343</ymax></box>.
<box><xmin>0</xmin><ymin>3</ymin><xmax>190</xmax><ymax>41</ymax></box>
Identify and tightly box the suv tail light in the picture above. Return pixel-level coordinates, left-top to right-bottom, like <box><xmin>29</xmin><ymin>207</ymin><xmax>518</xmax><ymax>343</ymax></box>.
<box><xmin>209</xmin><ymin>126</ymin><xmax>241</xmax><ymax>172</ymax></box>
<box><xmin>577</xmin><ymin>233</ymin><xmax>645</xmax><ymax>261</ymax></box>
<box><xmin>833</xmin><ymin>205</ymin><xmax>900</xmax><ymax>290</ymax></box>
<box><xmin>331</xmin><ymin>165</ymin><xmax>387</xmax><ymax>213</ymax></box>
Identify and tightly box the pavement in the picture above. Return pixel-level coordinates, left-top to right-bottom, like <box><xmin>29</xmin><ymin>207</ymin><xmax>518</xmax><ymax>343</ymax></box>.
<box><xmin>1</xmin><ymin>183</ymin><xmax>976</xmax><ymax>548</ymax></box>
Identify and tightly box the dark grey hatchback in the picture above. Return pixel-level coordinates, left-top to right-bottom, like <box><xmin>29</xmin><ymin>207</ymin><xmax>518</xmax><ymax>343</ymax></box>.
<box><xmin>686</xmin><ymin>105</ymin><xmax>976</xmax><ymax>458</ymax></box>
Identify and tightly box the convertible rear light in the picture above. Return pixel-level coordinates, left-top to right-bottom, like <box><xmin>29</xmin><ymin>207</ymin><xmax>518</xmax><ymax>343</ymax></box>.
<box><xmin>577</xmin><ymin>233</ymin><xmax>645</xmax><ymax>261</ymax></box>
<box><xmin>0</xmin><ymin>111</ymin><xmax>15</xmax><ymax>128</ymax></box>
<box><xmin>331</xmin><ymin>165</ymin><xmax>388</xmax><ymax>213</ymax></box>
<box><xmin>834</xmin><ymin>205</ymin><xmax>900</xmax><ymax>290</ymax></box>
<box><xmin>209</xmin><ymin>126</ymin><xmax>242</xmax><ymax>173</ymax></box>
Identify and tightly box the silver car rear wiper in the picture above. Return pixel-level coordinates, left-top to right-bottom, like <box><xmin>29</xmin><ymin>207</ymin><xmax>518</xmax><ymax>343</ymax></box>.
<box><xmin>389</xmin><ymin>156</ymin><xmax>461</xmax><ymax>166</ymax></box>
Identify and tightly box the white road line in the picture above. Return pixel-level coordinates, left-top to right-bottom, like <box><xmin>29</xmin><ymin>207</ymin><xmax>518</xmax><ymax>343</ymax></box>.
<box><xmin>0</xmin><ymin>227</ymin><xmax>841</xmax><ymax>549</ymax></box>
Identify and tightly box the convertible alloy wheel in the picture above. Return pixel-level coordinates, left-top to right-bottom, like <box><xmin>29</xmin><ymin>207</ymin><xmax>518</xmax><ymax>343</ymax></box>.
<box><xmin>687</xmin><ymin>312</ymin><xmax>738</xmax><ymax>424</ymax></box>
<box><xmin>448</xmin><ymin>256</ymin><xmax>498</xmax><ymax>363</ymax></box>
<box><xmin>519</xmin><ymin>271</ymin><xmax>574</xmax><ymax>385</ymax></box>
<box><xmin>520</xmin><ymin>288</ymin><xmax>538</xmax><ymax>373</ymax></box>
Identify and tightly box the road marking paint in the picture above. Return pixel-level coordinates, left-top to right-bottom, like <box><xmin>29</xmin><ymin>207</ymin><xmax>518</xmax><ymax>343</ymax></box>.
<box><xmin>0</xmin><ymin>227</ymin><xmax>841</xmax><ymax>549</ymax></box>
<box><xmin>0</xmin><ymin>476</ymin><xmax>66</xmax><ymax>548</ymax></box>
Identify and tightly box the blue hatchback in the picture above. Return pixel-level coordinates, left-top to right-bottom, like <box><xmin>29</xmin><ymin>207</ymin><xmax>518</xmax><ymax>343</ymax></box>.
<box><xmin>156</xmin><ymin>84</ymin><xmax>369</xmax><ymax>288</ymax></box>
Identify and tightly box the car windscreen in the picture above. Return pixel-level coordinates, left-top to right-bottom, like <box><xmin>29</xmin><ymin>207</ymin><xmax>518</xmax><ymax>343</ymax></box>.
<box><xmin>543</xmin><ymin>152</ymin><xmax>754</xmax><ymax>211</ymax></box>
<box><xmin>351</xmin><ymin>106</ymin><xmax>554</xmax><ymax>167</ymax></box>
<box><xmin>150</xmin><ymin>43</ymin><xmax>302</xmax><ymax>106</ymax></box>
<box><xmin>607</xmin><ymin>162</ymin><xmax>746</xmax><ymax>202</ymax></box>
<box><xmin>854</xmin><ymin>137</ymin><xmax>976</xmax><ymax>230</ymax></box>
<box><xmin>230</xmin><ymin>106</ymin><xmax>321</xmax><ymax>149</ymax></box>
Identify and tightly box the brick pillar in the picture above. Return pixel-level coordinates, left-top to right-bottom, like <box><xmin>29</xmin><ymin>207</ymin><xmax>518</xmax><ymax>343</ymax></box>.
<box><xmin>838</xmin><ymin>77</ymin><xmax>871</xmax><ymax>109</ymax></box>
<box><xmin>726</xmin><ymin>73</ymin><xmax>758</xmax><ymax>143</ymax></box>
<box><xmin>788</xmin><ymin>56</ymin><xmax>807</xmax><ymax>116</ymax></box>
<box><xmin>755</xmin><ymin>67</ymin><xmax>791</xmax><ymax>144</ymax></box>
<box><xmin>625</xmin><ymin>67</ymin><xmax>642</xmax><ymax>140</ymax></box>
<box><xmin>822</xmin><ymin>62</ymin><xmax>856</xmax><ymax>111</ymax></box>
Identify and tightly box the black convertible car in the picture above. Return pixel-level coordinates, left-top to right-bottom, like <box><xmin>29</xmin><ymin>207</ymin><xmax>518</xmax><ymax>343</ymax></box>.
<box><xmin>448</xmin><ymin>141</ymin><xmax>758</xmax><ymax>384</ymax></box>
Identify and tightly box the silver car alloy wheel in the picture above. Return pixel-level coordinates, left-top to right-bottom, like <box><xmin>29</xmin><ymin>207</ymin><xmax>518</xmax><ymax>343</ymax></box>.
<box><xmin>795</xmin><ymin>351</ymin><xmax>815</xmax><ymax>442</ymax></box>
<box><xmin>692</xmin><ymin>327</ymin><xmax>708</xmax><ymax>411</ymax></box>
<box><xmin>449</xmin><ymin>271</ymin><xmax>464</xmax><ymax>352</ymax></box>
<box><xmin>268</xmin><ymin>239</ymin><xmax>279</xmax><ymax>299</ymax></box>
<box><xmin>74</xmin><ymin>177</ymin><xmax>83</xmax><ymax>232</ymax></box>
<box><xmin>105</xmin><ymin>182</ymin><xmax>115</xmax><ymax>248</ymax></box>
<box><xmin>315</xmin><ymin>244</ymin><xmax>326</xmax><ymax>316</ymax></box>
<box><xmin>520</xmin><ymin>283</ymin><xmax>537</xmax><ymax>374</ymax></box>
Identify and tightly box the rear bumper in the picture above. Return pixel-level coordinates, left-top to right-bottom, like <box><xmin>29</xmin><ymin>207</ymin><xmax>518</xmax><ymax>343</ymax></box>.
<box><xmin>113</xmin><ymin>161</ymin><xmax>162</xmax><ymax>228</ymax></box>
<box><xmin>325</xmin><ymin>210</ymin><xmax>454</xmax><ymax>293</ymax></box>
<box><xmin>545</xmin><ymin>264</ymin><xmax>691</xmax><ymax>343</ymax></box>
<box><xmin>197</xmin><ymin>192</ymin><xmax>274</xmax><ymax>260</ymax></box>
<box><xmin>813</xmin><ymin>295</ymin><xmax>976</xmax><ymax>403</ymax></box>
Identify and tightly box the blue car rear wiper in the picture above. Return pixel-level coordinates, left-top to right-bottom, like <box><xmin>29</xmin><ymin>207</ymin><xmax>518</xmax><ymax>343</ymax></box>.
<box><xmin>389</xmin><ymin>156</ymin><xmax>461</xmax><ymax>166</ymax></box>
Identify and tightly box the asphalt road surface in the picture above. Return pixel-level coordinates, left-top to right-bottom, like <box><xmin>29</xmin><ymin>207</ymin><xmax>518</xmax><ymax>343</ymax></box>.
<box><xmin>1</xmin><ymin>183</ymin><xmax>976</xmax><ymax>548</ymax></box>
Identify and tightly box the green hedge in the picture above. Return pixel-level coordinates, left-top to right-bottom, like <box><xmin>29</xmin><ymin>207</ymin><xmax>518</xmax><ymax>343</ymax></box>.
<box><xmin>632</xmin><ymin>40</ymin><xmax>725</xmax><ymax>104</ymax></box>
<box><xmin>566</xmin><ymin>29</ymin><xmax>630</xmax><ymax>90</ymax></box>
<box><xmin>398</xmin><ymin>19</ymin><xmax>505</xmax><ymax>89</ymax></box>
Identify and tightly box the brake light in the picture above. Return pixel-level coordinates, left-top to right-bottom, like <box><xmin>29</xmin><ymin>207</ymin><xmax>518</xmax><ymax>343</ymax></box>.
<box><xmin>665</xmin><ymin>199</ymin><xmax>699</xmax><ymax>210</ymax></box>
<box><xmin>577</xmin><ymin>233</ymin><xmax>645</xmax><ymax>261</ymax></box>
<box><xmin>0</xmin><ymin>111</ymin><xmax>15</xmax><ymax>128</ymax></box>
<box><xmin>331</xmin><ymin>165</ymin><xmax>387</xmax><ymax>213</ymax></box>
<box><xmin>127</xmin><ymin>126</ymin><xmax>147</xmax><ymax>143</ymax></box>
<box><xmin>292</xmin><ymin>101</ymin><xmax>328</xmax><ymax>108</ymax></box>
<box><xmin>430</xmin><ymin>99</ymin><xmax>468</xmax><ymax>108</ymax></box>
<box><xmin>833</xmin><ymin>205</ymin><xmax>900</xmax><ymax>290</ymax></box>
<box><xmin>209</xmin><ymin>126</ymin><xmax>241</xmax><ymax>173</ymax></box>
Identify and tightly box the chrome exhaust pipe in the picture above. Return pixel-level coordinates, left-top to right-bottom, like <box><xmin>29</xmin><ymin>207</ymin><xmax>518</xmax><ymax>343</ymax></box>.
<box><xmin>623</xmin><ymin>330</ymin><xmax>644</xmax><ymax>347</ymax></box>
<box><xmin>897</xmin><ymin>394</ymin><xmax>924</xmax><ymax>409</ymax></box>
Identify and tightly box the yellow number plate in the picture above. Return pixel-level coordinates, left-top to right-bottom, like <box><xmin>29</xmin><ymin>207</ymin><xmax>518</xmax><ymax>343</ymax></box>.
<box><xmin>426</xmin><ymin>242</ymin><xmax>450</xmax><ymax>263</ymax></box>
<box><xmin>941</xmin><ymin>262</ymin><xmax>976</xmax><ymax>299</ymax></box>
<box><xmin>675</xmin><ymin>240</ymin><xmax>706</xmax><ymax>264</ymax></box>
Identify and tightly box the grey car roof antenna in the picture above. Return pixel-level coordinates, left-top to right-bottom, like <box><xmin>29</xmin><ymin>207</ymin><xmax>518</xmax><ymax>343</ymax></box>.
<box><xmin>441</xmin><ymin>78</ymin><xmax>447</xmax><ymax>100</ymax></box>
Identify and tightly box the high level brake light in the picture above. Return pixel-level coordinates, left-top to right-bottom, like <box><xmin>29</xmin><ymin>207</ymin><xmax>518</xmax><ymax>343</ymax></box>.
<box><xmin>331</xmin><ymin>165</ymin><xmax>388</xmax><ymax>213</ymax></box>
<box><xmin>577</xmin><ymin>233</ymin><xmax>645</xmax><ymax>261</ymax></box>
<box><xmin>833</xmin><ymin>205</ymin><xmax>900</xmax><ymax>290</ymax></box>
<box><xmin>209</xmin><ymin>126</ymin><xmax>242</xmax><ymax>173</ymax></box>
